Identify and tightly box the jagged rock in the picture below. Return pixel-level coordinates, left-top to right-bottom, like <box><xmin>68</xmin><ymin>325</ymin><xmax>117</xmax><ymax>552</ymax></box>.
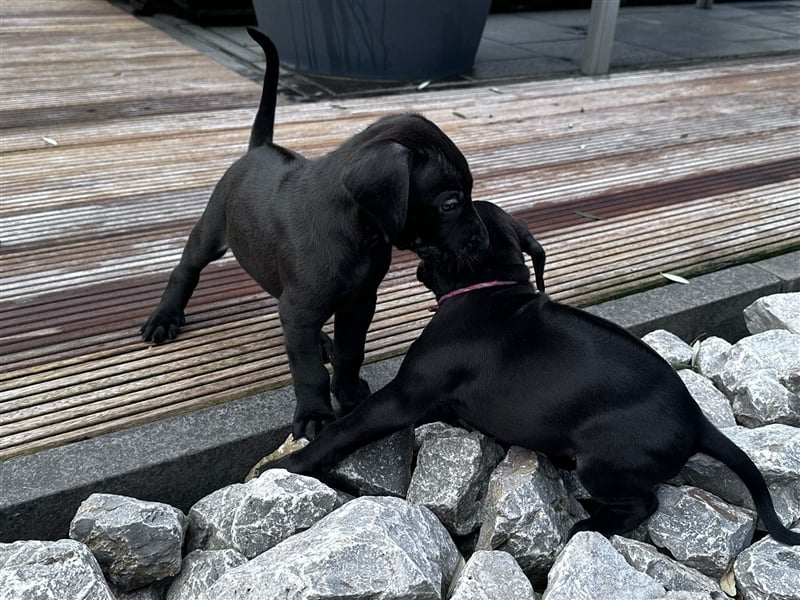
<box><xmin>165</xmin><ymin>549</ymin><xmax>247</xmax><ymax>600</ymax></box>
<box><xmin>695</xmin><ymin>336</ymin><xmax>732</xmax><ymax>381</ymax></box>
<box><xmin>112</xmin><ymin>583</ymin><xmax>166</xmax><ymax>600</ymax></box>
<box><xmin>781</xmin><ymin>367</ymin><xmax>800</xmax><ymax>395</ymax></box>
<box><xmin>680</xmin><ymin>424</ymin><xmax>800</xmax><ymax>529</ymax></box>
<box><xmin>642</xmin><ymin>329</ymin><xmax>694</xmax><ymax>366</ymax></box>
<box><xmin>329</xmin><ymin>427</ymin><xmax>414</xmax><ymax>497</ymax></box>
<box><xmin>713</xmin><ymin>330</ymin><xmax>800</xmax><ymax>397</ymax></box>
<box><xmin>0</xmin><ymin>539</ymin><xmax>115</xmax><ymax>600</ymax></box>
<box><xmin>476</xmin><ymin>447</ymin><xmax>587</xmax><ymax>582</ymax></box>
<box><xmin>647</xmin><ymin>485</ymin><xmax>756</xmax><ymax>578</ymax></box>
<box><xmin>449</xmin><ymin>550</ymin><xmax>535</xmax><ymax>600</ymax></box>
<box><xmin>731</xmin><ymin>370</ymin><xmax>800</xmax><ymax>427</ymax></box>
<box><xmin>198</xmin><ymin>496</ymin><xmax>461</xmax><ymax>600</ymax></box>
<box><xmin>744</xmin><ymin>292</ymin><xmax>800</xmax><ymax>335</ymax></box>
<box><xmin>610</xmin><ymin>536</ymin><xmax>724</xmax><ymax>598</ymax></box>
<box><xmin>187</xmin><ymin>468</ymin><xmax>342</xmax><ymax>559</ymax></box>
<box><xmin>414</xmin><ymin>421</ymin><xmax>464</xmax><ymax>451</ymax></box>
<box><xmin>542</xmin><ymin>531</ymin><xmax>665</xmax><ymax>600</ymax></box>
<box><xmin>678</xmin><ymin>369</ymin><xmax>736</xmax><ymax>429</ymax></box>
<box><xmin>733</xmin><ymin>526</ymin><xmax>800</xmax><ymax>600</ymax></box>
<box><xmin>407</xmin><ymin>429</ymin><xmax>504</xmax><ymax>536</ymax></box>
<box><xmin>69</xmin><ymin>493</ymin><xmax>186</xmax><ymax>592</ymax></box>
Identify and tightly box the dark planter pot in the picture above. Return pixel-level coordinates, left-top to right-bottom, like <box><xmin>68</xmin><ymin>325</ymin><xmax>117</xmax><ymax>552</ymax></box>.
<box><xmin>252</xmin><ymin>0</ymin><xmax>492</xmax><ymax>80</ymax></box>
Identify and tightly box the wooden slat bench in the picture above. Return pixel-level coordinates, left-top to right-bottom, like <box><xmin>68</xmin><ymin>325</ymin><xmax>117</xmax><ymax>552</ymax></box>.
<box><xmin>1</xmin><ymin>0</ymin><xmax>798</xmax><ymax>461</ymax></box>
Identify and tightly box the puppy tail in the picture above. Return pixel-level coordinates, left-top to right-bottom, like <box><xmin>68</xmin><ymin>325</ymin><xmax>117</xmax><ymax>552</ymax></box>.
<box><xmin>247</xmin><ymin>27</ymin><xmax>279</xmax><ymax>149</ymax></box>
<box><xmin>697</xmin><ymin>421</ymin><xmax>800</xmax><ymax>545</ymax></box>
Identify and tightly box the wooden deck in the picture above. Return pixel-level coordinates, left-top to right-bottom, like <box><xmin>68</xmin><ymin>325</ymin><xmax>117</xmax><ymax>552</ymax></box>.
<box><xmin>1</xmin><ymin>0</ymin><xmax>798</xmax><ymax>461</ymax></box>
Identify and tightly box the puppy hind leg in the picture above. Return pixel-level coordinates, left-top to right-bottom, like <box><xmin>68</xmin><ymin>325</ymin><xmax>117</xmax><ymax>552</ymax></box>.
<box><xmin>330</xmin><ymin>295</ymin><xmax>377</xmax><ymax>414</ymax></box>
<box><xmin>568</xmin><ymin>492</ymin><xmax>658</xmax><ymax>539</ymax></box>
<box><xmin>570</xmin><ymin>458</ymin><xmax>659</xmax><ymax>537</ymax></box>
<box><xmin>141</xmin><ymin>191</ymin><xmax>229</xmax><ymax>343</ymax></box>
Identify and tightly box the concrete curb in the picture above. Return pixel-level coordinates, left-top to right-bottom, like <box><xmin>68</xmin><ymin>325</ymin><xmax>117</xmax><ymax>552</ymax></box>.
<box><xmin>1</xmin><ymin>251</ymin><xmax>797</xmax><ymax>542</ymax></box>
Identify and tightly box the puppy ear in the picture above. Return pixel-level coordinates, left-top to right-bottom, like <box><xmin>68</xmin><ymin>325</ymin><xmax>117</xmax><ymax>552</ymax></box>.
<box><xmin>512</xmin><ymin>218</ymin><xmax>546</xmax><ymax>292</ymax></box>
<box><xmin>524</xmin><ymin>235</ymin><xmax>546</xmax><ymax>293</ymax></box>
<box><xmin>342</xmin><ymin>142</ymin><xmax>409</xmax><ymax>240</ymax></box>
<box><xmin>416</xmin><ymin>261</ymin><xmax>434</xmax><ymax>290</ymax></box>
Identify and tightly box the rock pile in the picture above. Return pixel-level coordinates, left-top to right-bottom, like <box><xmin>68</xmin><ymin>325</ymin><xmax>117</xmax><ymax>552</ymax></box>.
<box><xmin>2</xmin><ymin>292</ymin><xmax>798</xmax><ymax>599</ymax></box>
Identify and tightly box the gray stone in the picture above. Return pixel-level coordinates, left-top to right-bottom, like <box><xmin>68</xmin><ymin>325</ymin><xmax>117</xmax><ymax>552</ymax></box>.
<box><xmin>165</xmin><ymin>549</ymin><xmax>247</xmax><ymax>600</ymax></box>
<box><xmin>407</xmin><ymin>429</ymin><xmax>504</xmax><ymax>536</ymax></box>
<box><xmin>69</xmin><ymin>493</ymin><xmax>187</xmax><ymax>591</ymax></box>
<box><xmin>0</xmin><ymin>539</ymin><xmax>115</xmax><ymax>600</ymax></box>
<box><xmin>678</xmin><ymin>369</ymin><xmax>736</xmax><ymax>429</ymax></box>
<box><xmin>744</xmin><ymin>292</ymin><xmax>800</xmax><ymax>335</ymax></box>
<box><xmin>476</xmin><ymin>447</ymin><xmax>588</xmax><ymax>582</ymax></box>
<box><xmin>542</xmin><ymin>531</ymin><xmax>665</xmax><ymax>600</ymax></box>
<box><xmin>647</xmin><ymin>485</ymin><xmax>756</xmax><ymax>578</ymax></box>
<box><xmin>713</xmin><ymin>330</ymin><xmax>800</xmax><ymax>397</ymax></box>
<box><xmin>112</xmin><ymin>583</ymin><xmax>165</xmax><ymax>600</ymax></box>
<box><xmin>187</xmin><ymin>468</ymin><xmax>341</xmax><ymax>559</ymax></box>
<box><xmin>680</xmin><ymin>424</ymin><xmax>800</xmax><ymax>529</ymax></box>
<box><xmin>449</xmin><ymin>550</ymin><xmax>535</xmax><ymax>600</ymax></box>
<box><xmin>610</xmin><ymin>536</ymin><xmax>724</xmax><ymax>597</ymax></box>
<box><xmin>781</xmin><ymin>366</ymin><xmax>800</xmax><ymax>395</ymax></box>
<box><xmin>329</xmin><ymin>427</ymin><xmax>414</xmax><ymax>497</ymax></box>
<box><xmin>731</xmin><ymin>370</ymin><xmax>800</xmax><ymax>428</ymax></box>
<box><xmin>198</xmin><ymin>496</ymin><xmax>461</xmax><ymax>600</ymax></box>
<box><xmin>414</xmin><ymin>421</ymin><xmax>465</xmax><ymax>451</ymax></box>
<box><xmin>695</xmin><ymin>336</ymin><xmax>732</xmax><ymax>381</ymax></box>
<box><xmin>642</xmin><ymin>329</ymin><xmax>694</xmax><ymax>366</ymax></box>
<box><xmin>662</xmin><ymin>594</ymin><xmax>719</xmax><ymax>599</ymax></box>
<box><xmin>733</xmin><ymin>526</ymin><xmax>800</xmax><ymax>600</ymax></box>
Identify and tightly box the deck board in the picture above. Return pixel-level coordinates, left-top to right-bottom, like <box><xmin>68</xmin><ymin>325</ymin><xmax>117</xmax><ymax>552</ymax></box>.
<box><xmin>1</xmin><ymin>0</ymin><xmax>798</xmax><ymax>460</ymax></box>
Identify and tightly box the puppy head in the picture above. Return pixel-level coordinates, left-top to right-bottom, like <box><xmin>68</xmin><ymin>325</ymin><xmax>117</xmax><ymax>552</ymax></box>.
<box><xmin>417</xmin><ymin>201</ymin><xmax>546</xmax><ymax>298</ymax></box>
<box><xmin>342</xmin><ymin>114</ymin><xmax>488</xmax><ymax>265</ymax></box>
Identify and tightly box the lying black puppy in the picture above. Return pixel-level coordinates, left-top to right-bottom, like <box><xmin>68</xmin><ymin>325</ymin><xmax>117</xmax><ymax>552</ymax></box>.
<box><xmin>141</xmin><ymin>29</ymin><xmax>488</xmax><ymax>439</ymax></box>
<box><xmin>258</xmin><ymin>201</ymin><xmax>799</xmax><ymax>545</ymax></box>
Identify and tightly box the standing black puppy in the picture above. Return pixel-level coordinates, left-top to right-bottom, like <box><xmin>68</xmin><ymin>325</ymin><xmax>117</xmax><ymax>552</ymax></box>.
<box><xmin>258</xmin><ymin>201</ymin><xmax>800</xmax><ymax>545</ymax></box>
<box><xmin>141</xmin><ymin>30</ymin><xmax>488</xmax><ymax>439</ymax></box>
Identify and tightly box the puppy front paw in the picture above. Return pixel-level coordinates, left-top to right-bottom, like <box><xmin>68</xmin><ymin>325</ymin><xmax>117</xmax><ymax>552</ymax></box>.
<box><xmin>331</xmin><ymin>376</ymin><xmax>370</xmax><ymax>414</ymax></box>
<box><xmin>141</xmin><ymin>307</ymin><xmax>185</xmax><ymax>343</ymax></box>
<box><xmin>292</xmin><ymin>406</ymin><xmax>335</xmax><ymax>441</ymax></box>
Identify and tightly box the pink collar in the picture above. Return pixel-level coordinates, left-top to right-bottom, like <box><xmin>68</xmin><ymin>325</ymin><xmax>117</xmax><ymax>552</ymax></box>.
<box><xmin>430</xmin><ymin>280</ymin><xmax>519</xmax><ymax>312</ymax></box>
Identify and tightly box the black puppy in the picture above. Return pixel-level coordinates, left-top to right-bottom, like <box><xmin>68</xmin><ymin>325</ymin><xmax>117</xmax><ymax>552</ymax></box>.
<box><xmin>141</xmin><ymin>29</ymin><xmax>487</xmax><ymax>439</ymax></box>
<box><xmin>258</xmin><ymin>201</ymin><xmax>800</xmax><ymax>545</ymax></box>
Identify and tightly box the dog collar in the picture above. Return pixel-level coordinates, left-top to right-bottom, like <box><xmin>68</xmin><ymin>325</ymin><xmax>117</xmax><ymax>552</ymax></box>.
<box><xmin>430</xmin><ymin>280</ymin><xmax>519</xmax><ymax>312</ymax></box>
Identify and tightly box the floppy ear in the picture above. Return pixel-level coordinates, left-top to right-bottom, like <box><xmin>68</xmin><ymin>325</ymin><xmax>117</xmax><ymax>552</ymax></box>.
<box><xmin>416</xmin><ymin>261</ymin><xmax>434</xmax><ymax>290</ymax></box>
<box><xmin>511</xmin><ymin>218</ymin><xmax>546</xmax><ymax>292</ymax></box>
<box><xmin>524</xmin><ymin>235</ymin><xmax>546</xmax><ymax>293</ymax></box>
<box><xmin>342</xmin><ymin>142</ymin><xmax>410</xmax><ymax>240</ymax></box>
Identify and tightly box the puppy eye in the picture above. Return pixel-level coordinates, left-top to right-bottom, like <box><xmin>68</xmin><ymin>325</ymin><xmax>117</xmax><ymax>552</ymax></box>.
<box><xmin>441</xmin><ymin>198</ymin><xmax>460</xmax><ymax>212</ymax></box>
